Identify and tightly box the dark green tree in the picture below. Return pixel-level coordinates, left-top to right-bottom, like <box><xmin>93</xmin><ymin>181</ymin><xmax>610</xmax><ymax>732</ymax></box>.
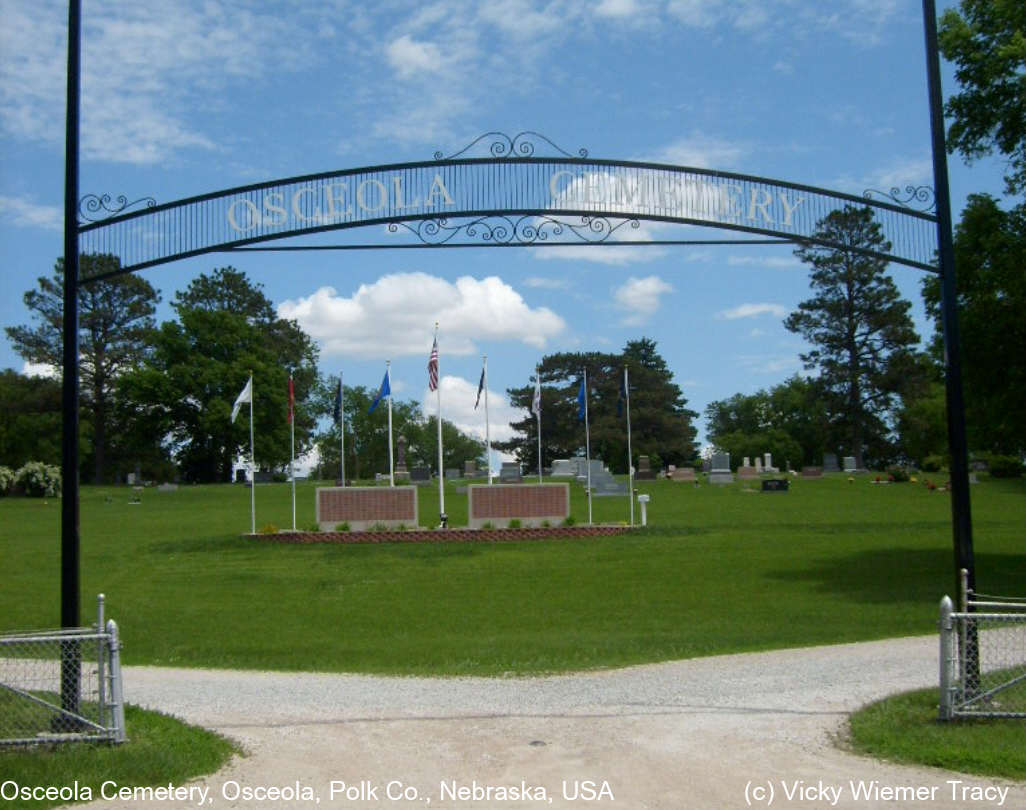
<box><xmin>939</xmin><ymin>0</ymin><xmax>1026</xmax><ymax>195</ymax></box>
<box><xmin>707</xmin><ymin>429</ymin><xmax>803</xmax><ymax>473</ymax></box>
<box><xmin>922</xmin><ymin>194</ymin><xmax>1026</xmax><ymax>454</ymax></box>
<box><xmin>896</xmin><ymin>379</ymin><xmax>949</xmax><ymax>467</ymax></box>
<box><xmin>705</xmin><ymin>391</ymin><xmax>771</xmax><ymax>439</ymax></box>
<box><xmin>0</xmin><ymin>369</ymin><xmax>64</xmax><ymax>469</ymax></box>
<box><xmin>785</xmin><ymin>206</ymin><xmax>921</xmax><ymax>469</ymax></box>
<box><xmin>311</xmin><ymin>378</ymin><xmax>485</xmax><ymax>482</ymax></box>
<box><xmin>705</xmin><ymin>375</ymin><xmax>831</xmax><ymax>468</ymax></box>
<box><xmin>498</xmin><ymin>338</ymin><xmax>697</xmax><ymax>473</ymax></box>
<box><xmin>4</xmin><ymin>254</ymin><xmax>160</xmax><ymax>483</ymax></box>
<box><xmin>118</xmin><ymin>268</ymin><xmax>318</xmax><ymax>482</ymax></box>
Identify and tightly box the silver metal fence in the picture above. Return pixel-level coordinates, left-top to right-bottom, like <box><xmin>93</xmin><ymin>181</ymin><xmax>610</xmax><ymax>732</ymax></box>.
<box><xmin>0</xmin><ymin>595</ymin><xmax>126</xmax><ymax>745</ymax></box>
<box><xmin>939</xmin><ymin>575</ymin><xmax>1026</xmax><ymax>721</ymax></box>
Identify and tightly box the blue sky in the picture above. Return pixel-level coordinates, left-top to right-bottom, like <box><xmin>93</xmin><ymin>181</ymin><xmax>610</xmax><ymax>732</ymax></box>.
<box><xmin>0</xmin><ymin>0</ymin><xmax>1010</xmax><ymax>456</ymax></box>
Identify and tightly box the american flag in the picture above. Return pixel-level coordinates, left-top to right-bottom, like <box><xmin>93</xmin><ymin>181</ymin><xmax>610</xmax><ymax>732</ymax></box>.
<box><xmin>428</xmin><ymin>336</ymin><xmax>439</xmax><ymax>391</ymax></box>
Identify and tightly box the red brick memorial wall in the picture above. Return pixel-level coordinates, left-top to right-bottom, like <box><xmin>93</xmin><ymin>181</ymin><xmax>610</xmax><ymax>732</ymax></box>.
<box><xmin>467</xmin><ymin>483</ymin><xmax>569</xmax><ymax>528</ymax></box>
<box><xmin>316</xmin><ymin>486</ymin><xmax>418</xmax><ymax>530</ymax></box>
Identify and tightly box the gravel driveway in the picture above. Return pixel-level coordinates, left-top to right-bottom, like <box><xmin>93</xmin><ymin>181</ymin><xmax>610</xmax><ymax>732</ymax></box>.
<box><xmin>67</xmin><ymin>635</ymin><xmax>1022</xmax><ymax>809</ymax></box>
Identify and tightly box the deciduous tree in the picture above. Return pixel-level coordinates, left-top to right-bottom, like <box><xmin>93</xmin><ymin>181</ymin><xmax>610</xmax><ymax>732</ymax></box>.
<box><xmin>119</xmin><ymin>268</ymin><xmax>318</xmax><ymax>482</ymax></box>
<box><xmin>939</xmin><ymin>0</ymin><xmax>1026</xmax><ymax>195</ymax></box>
<box><xmin>922</xmin><ymin>194</ymin><xmax>1026</xmax><ymax>454</ymax></box>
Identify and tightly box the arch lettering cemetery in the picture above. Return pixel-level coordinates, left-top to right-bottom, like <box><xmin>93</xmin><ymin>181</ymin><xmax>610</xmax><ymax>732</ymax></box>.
<box><xmin>78</xmin><ymin>131</ymin><xmax>940</xmax><ymax>278</ymax></box>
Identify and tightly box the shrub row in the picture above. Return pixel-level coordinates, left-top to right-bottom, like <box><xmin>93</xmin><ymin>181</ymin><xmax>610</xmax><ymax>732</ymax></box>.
<box><xmin>0</xmin><ymin>462</ymin><xmax>62</xmax><ymax>497</ymax></box>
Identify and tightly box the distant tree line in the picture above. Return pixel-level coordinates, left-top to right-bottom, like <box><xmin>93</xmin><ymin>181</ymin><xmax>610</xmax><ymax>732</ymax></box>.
<box><xmin>1</xmin><ymin>263</ymin><xmax>485</xmax><ymax>484</ymax></box>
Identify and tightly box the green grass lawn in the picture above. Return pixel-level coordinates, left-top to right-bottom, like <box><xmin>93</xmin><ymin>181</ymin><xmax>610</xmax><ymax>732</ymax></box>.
<box><xmin>849</xmin><ymin>687</ymin><xmax>1026</xmax><ymax>781</ymax></box>
<box><xmin>0</xmin><ymin>706</ymin><xmax>239</xmax><ymax>810</ymax></box>
<box><xmin>2</xmin><ymin>474</ymin><xmax>1024</xmax><ymax>796</ymax></box>
<box><xmin>2</xmin><ymin>474</ymin><xmax>1023</xmax><ymax>676</ymax></box>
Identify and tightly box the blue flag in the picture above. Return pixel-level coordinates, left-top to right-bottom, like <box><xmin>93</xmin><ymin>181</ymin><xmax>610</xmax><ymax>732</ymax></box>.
<box><xmin>577</xmin><ymin>376</ymin><xmax>587</xmax><ymax>422</ymax></box>
<box><xmin>368</xmin><ymin>368</ymin><xmax>390</xmax><ymax>414</ymax></box>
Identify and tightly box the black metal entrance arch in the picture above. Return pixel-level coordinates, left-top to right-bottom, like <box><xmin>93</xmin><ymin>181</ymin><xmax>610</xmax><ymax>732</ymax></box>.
<box><xmin>76</xmin><ymin>130</ymin><xmax>942</xmax><ymax>279</ymax></box>
<box><xmin>59</xmin><ymin>1</ymin><xmax>975</xmax><ymax>709</ymax></box>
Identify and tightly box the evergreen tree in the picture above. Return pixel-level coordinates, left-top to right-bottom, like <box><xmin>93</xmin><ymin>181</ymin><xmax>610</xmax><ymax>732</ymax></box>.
<box><xmin>785</xmin><ymin>206</ymin><xmax>921</xmax><ymax>469</ymax></box>
<box><xmin>498</xmin><ymin>338</ymin><xmax>696</xmax><ymax>473</ymax></box>
<box><xmin>5</xmin><ymin>254</ymin><xmax>160</xmax><ymax>483</ymax></box>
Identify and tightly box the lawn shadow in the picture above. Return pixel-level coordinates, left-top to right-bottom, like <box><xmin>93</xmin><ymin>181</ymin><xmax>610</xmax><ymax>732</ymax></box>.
<box><xmin>149</xmin><ymin>535</ymin><xmax>254</xmax><ymax>554</ymax></box>
<box><xmin>769</xmin><ymin>549</ymin><xmax>1026</xmax><ymax>605</ymax></box>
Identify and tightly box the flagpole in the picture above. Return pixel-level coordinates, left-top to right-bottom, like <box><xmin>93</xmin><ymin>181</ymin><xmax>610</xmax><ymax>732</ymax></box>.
<box><xmin>483</xmin><ymin>355</ymin><xmax>492</xmax><ymax>484</ymax></box>
<box><xmin>433</xmin><ymin>324</ymin><xmax>445</xmax><ymax>521</ymax></box>
<box><xmin>625</xmin><ymin>366</ymin><xmax>634</xmax><ymax>526</ymax></box>
<box><xmin>583</xmin><ymin>369</ymin><xmax>592</xmax><ymax>525</ymax></box>
<box><xmin>387</xmin><ymin>361</ymin><xmax>394</xmax><ymax>487</ymax></box>
<box><xmin>339</xmin><ymin>375</ymin><xmax>346</xmax><ymax>487</ymax></box>
<box><xmin>289</xmin><ymin>374</ymin><xmax>296</xmax><ymax>531</ymax></box>
<box><xmin>535</xmin><ymin>367</ymin><xmax>542</xmax><ymax>483</ymax></box>
<box><xmin>248</xmin><ymin>372</ymin><xmax>255</xmax><ymax>535</ymax></box>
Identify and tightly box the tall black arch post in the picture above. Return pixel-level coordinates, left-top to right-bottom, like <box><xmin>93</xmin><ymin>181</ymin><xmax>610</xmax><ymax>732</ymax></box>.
<box><xmin>922</xmin><ymin>0</ymin><xmax>975</xmax><ymax>603</ymax></box>
<box><xmin>61</xmin><ymin>0</ymin><xmax>82</xmax><ymax>716</ymax></box>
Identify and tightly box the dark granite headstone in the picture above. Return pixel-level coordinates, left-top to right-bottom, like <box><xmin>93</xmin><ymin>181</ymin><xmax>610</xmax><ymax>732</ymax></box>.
<box><xmin>635</xmin><ymin>455</ymin><xmax>657</xmax><ymax>480</ymax></box>
<box><xmin>499</xmin><ymin>462</ymin><xmax>522</xmax><ymax>483</ymax></box>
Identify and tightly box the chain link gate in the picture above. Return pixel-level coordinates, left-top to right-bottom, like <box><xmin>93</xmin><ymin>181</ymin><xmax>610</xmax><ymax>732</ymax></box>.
<box><xmin>0</xmin><ymin>596</ymin><xmax>126</xmax><ymax>746</ymax></box>
<box><xmin>939</xmin><ymin>573</ymin><xmax>1026</xmax><ymax>721</ymax></box>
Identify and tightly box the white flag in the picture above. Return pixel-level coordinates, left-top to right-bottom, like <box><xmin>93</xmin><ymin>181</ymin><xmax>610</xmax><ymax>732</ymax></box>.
<box><xmin>531</xmin><ymin>375</ymin><xmax>541</xmax><ymax>417</ymax></box>
<box><xmin>231</xmin><ymin>376</ymin><xmax>252</xmax><ymax>423</ymax></box>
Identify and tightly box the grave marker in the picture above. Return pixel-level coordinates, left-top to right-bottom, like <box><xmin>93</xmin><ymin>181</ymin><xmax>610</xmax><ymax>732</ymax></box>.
<box><xmin>709</xmin><ymin>452</ymin><xmax>734</xmax><ymax>484</ymax></box>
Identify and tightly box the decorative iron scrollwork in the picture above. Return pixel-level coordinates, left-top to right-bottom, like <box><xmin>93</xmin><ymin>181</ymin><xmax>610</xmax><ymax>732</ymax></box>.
<box><xmin>862</xmin><ymin>185</ymin><xmax>936</xmax><ymax>213</ymax></box>
<box><xmin>78</xmin><ymin>193</ymin><xmax>157</xmax><ymax>223</ymax></box>
<box><xmin>435</xmin><ymin>131</ymin><xmax>589</xmax><ymax>161</ymax></box>
<box><xmin>388</xmin><ymin>215</ymin><xmax>638</xmax><ymax>246</ymax></box>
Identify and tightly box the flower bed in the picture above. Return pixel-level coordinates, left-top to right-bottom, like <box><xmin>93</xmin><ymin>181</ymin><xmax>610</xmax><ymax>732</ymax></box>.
<box><xmin>248</xmin><ymin>524</ymin><xmax>634</xmax><ymax>545</ymax></box>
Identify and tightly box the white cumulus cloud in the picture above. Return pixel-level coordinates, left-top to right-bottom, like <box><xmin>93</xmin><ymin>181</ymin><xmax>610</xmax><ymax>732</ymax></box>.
<box><xmin>277</xmin><ymin>272</ymin><xmax>565</xmax><ymax>359</ymax></box>
<box><xmin>386</xmin><ymin>35</ymin><xmax>445</xmax><ymax>79</ymax></box>
<box><xmin>0</xmin><ymin>195</ymin><xmax>62</xmax><ymax>230</ymax></box>
<box><xmin>421</xmin><ymin>374</ymin><xmax>522</xmax><ymax>447</ymax></box>
<box><xmin>613</xmin><ymin>275</ymin><xmax>673</xmax><ymax>325</ymax></box>
<box><xmin>717</xmin><ymin>303</ymin><xmax>789</xmax><ymax>320</ymax></box>
<box><xmin>650</xmin><ymin>134</ymin><xmax>748</xmax><ymax>170</ymax></box>
<box><xmin>595</xmin><ymin>0</ymin><xmax>645</xmax><ymax>18</ymax></box>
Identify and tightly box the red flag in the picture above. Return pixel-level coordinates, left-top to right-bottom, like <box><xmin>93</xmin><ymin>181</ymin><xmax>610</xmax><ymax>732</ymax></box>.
<box><xmin>288</xmin><ymin>376</ymin><xmax>294</xmax><ymax>423</ymax></box>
